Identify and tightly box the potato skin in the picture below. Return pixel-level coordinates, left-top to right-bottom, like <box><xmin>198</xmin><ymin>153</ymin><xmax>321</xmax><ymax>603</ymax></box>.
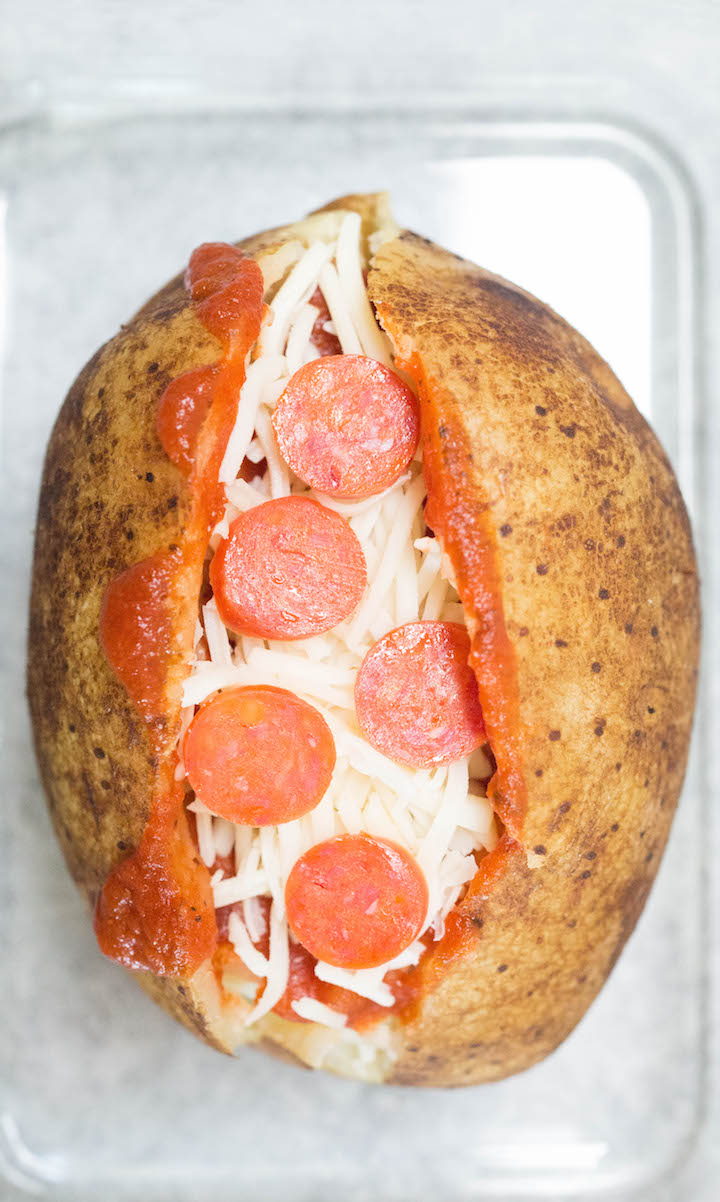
<box><xmin>369</xmin><ymin>233</ymin><xmax>700</xmax><ymax>1084</ymax></box>
<box><xmin>28</xmin><ymin>200</ymin><xmax>700</xmax><ymax>1084</ymax></box>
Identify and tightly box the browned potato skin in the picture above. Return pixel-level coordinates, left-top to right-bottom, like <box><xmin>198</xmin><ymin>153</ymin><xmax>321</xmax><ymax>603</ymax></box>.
<box><xmin>369</xmin><ymin>233</ymin><xmax>700</xmax><ymax>1084</ymax></box>
<box><xmin>28</xmin><ymin>199</ymin><xmax>699</xmax><ymax>1084</ymax></box>
<box><xmin>27</xmin><ymin>220</ymin><xmax>334</xmax><ymax>1053</ymax></box>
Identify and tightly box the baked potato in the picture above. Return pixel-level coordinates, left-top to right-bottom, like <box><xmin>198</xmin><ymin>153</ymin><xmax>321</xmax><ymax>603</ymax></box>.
<box><xmin>28</xmin><ymin>193</ymin><xmax>700</xmax><ymax>1086</ymax></box>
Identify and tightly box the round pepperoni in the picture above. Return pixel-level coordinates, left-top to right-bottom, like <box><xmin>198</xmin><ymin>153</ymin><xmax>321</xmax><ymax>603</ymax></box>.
<box><xmin>285</xmin><ymin>834</ymin><xmax>428</xmax><ymax>969</ymax></box>
<box><xmin>355</xmin><ymin>621</ymin><xmax>486</xmax><ymax>769</ymax></box>
<box><xmin>209</xmin><ymin>496</ymin><xmax>366</xmax><ymax>640</ymax></box>
<box><xmin>271</xmin><ymin>354</ymin><xmax>420</xmax><ymax>497</ymax></box>
<box><xmin>183</xmin><ymin>686</ymin><xmax>335</xmax><ymax>826</ymax></box>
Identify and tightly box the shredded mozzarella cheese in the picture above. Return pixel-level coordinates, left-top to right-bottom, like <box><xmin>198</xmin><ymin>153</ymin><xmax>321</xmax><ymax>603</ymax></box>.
<box><xmin>285</xmin><ymin>304</ymin><xmax>320</xmax><ymax>375</ymax></box>
<box><xmin>179</xmin><ymin>218</ymin><xmax>498</xmax><ymax>1031</ymax></box>
<box><xmin>335</xmin><ymin>213</ymin><xmax>393</xmax><ymax>366</ymax></box>
<box><xmin>291</xmin><ymin>997</ymin><xmax>348</xmax><ymax>1028</ymax></box>
<box><xmin>219</xmin><ymin>356</ymin><xmax>286</xmax><ymax>485</ymax></box>
<box><xmin>317</xmin><ymin>261</ymin><xmax>363</xmax><ymax>354</ymax></box>
<box><xmin>228</xmin><ymin>911</ymin><xmax>269</xmax><ymax>978</ymax></box>
<box><xmin>244</xmin><ymin>902</ymin><xmax>289</xmax><ymax>1025</ymax></box>
<box><xmin>258</xmin><ymin>242</ymin><xmax>333</xmax><ymax>358</ymax></box>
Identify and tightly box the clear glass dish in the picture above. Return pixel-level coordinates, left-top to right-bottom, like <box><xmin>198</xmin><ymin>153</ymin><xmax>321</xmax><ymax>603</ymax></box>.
<box><xmin>0</xmin><ymin>103</ymin><xmax>705</xmax><ymax>1200</ymax></box>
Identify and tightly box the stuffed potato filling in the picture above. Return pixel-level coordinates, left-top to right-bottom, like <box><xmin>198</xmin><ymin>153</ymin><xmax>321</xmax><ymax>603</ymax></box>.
<box><xmin>176</xmin><ymin>217</ymin><xmax>498</xmax><ymax>1029</ymax></box>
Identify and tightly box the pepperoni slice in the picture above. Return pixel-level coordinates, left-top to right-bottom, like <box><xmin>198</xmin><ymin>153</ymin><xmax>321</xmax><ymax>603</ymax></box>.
<box><xmin>285</xmin><ymin>834</ymin><xmax>428</xmax><ymax>969</ymax></box>
<box><xmin>271</xmin><ymin>354</ymin><xmax>420</xmax><ymax>497</ymax></box>
<box><xmin>183</xmin><ymin>686</ymin><xmax>335</xmax><ymax>826</ymax></box>
<box><xmin>209</xmin><ymin>495</ymin><xmax>366</xmax><ymax>640</ymax></box>
<box><xmin>355</xmin><ymin>621</ymin><xmax>486</xmax><ymax>768</ymax></box>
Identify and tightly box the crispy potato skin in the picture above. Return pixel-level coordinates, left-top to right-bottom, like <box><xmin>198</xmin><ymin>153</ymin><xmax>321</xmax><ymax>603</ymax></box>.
<box><xmin>28</xmin><ymin>202</ymin><xmax>699</xmax><ymax>1084</ymax></box>
<box><xmin>369</xmin><ymin>234</ymin><xmax>700</xmax><ymax>1084</ymax></box>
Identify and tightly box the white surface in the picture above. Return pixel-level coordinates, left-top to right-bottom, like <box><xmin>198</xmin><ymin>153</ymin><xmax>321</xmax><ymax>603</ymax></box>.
<box><xmin>426</xmin><ymin>158</ymin><xmax>651</xmax><ymax>416</ymax></box>
<box><xmin>1</xmin><ymin>2</ymin><xmax>717</xmax><ymax>1197</ymax></box>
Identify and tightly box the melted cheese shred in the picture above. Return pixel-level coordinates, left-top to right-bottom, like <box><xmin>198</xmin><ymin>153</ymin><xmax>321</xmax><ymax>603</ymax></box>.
<box><xmin>182</xmin><ymin>215</ymin><xmax>498</xmax><ymax>1029</ymax></box>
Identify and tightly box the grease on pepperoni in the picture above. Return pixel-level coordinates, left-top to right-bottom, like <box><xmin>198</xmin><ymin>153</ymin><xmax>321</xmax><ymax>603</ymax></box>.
<box><xmin>183</xmin><ymin>686</ymin><xmax>335</xmax><ymax>826</ymax></box>
<box><xmin>285</xmin><ymin>834</ymin><xmax>428</xmax><ymax>969</ymax></box>
<box><xmin>209</xmin><ymin>496</ymin><xmax>366</xmax><ymax>640</ymax></box>
<box><xmin>272</xmin><ymin>355</ymin><xmax>420</xmax><ymax>498</ymax></box>
<box><xmin>355</xmin><ymin>621</ymin><xmax>486</xmax><ymax>768</ymax></box>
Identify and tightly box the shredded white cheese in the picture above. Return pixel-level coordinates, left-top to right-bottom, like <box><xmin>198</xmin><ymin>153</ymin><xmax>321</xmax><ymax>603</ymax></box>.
<box><xmin>244</xmin><ymin>902</ymin><xmax>289</xmax><ymax>1025</ymax></box>
<box><xmin>180</xmin><ymin>218</ymin><xmax>497</xmax><ymax>1031</ymax></box>
<box><xmin>317</xmin><ymin>262</ymin><xmax>363</xmax><ymax>355</ymax></box>
<box><xmin>291</xmin><ymin>997</ymin><xmax>348</xmax><ymax>1028</ymax></box>
<box><xmin>335</xmin><ymin>213</ymin><xmax>394</xmax><ymax>366</ymax></box>
<box><xmin>258</xmin><ymin>242</ymin><xmax>333</xmax><ymax>358</ymax></box>
<box><xmin>228</xmin><ymin>911</ymin><xmax>269</xmax><ymax>978</ymax></box>
<box><xmin>218</xmin><ymin>355</ymin><xmax>286</xmax><ymax>485</ymax></box>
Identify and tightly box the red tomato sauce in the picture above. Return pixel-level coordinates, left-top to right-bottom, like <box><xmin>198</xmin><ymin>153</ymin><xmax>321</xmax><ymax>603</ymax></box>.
<box><xmin>156</xmin><ymin>365</ymin><xmax>217</xmax><ymax>477</ymax></box>
<box><xmin>99</xmin><ymin>551</ymin><xmax>181</xmax><ymax>753</ymax></box>
<box><xmin>382</xmin><ymin>333</ymin><xmax>527</xmax><ymax>842</ymax></box>
<box><xmin>95</xmin><ymin>777</ymin><xmax>217</xmax><ymax>975</ymax></box>
<box><xmin>95</xmin><ymin>244</ymin><xmax>264</xmax><ymax>978</ymax></box>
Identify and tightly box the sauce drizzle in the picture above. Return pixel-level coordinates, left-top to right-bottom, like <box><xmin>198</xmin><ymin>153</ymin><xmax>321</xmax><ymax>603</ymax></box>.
<box><xmin>95</xmin><ymin>243</ymin><xmax>264</xmax><ymax>978</ymax></box>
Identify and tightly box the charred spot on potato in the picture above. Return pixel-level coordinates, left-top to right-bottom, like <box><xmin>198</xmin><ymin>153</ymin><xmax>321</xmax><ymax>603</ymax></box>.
<box><xmin>536</xmin><ymin>563</ymin><xmax>548</xmax><ymax>575</ymax></box>
<box><xmin>616</xmin><ymin>534</ymin><xmax>626</xmax><ymax>547</ymax></box>
<box><xmin>533</xmin><ymin>845</ymin><xmax>546</xmax><ymax>856</ymax></box>
<box><xmin>598</xmin><ymin>588</ymin><xmax>610</xmax><ymax>600</ymax></box>
<box><xmin>535</xmin><ymin>405</ymin><xmax>547</xmax><ymax>416</ymax></box>
<box><xmin>591</xmin><ymin>661</ymin><xmax>602</xmax><ymax>673</ymax></box>
<box><xmin>548</xmin><ymin>730</ymin><xmax>561</xmax><ymax>741</ymax></box>
<box><xmin>559</xmin><ymin>424</ymin><xmax>576</xmax><ymax>438</ymax></box>
<box><xmin>500</xmin><ymin>523</ymin><xmax>512</xmax><ymax>537</ymax></box>
<box><xmin>497</xmin><ymin>964</ymin><xmax>508</xmax><ymax>973</ymax></box>
<box><xmin>554</xmin><ymin>638</ymin><xmax>568</xmax><ymax>648</ymax></box>
<box><xmin>93</xmin><ymin>747</ymin><xmax>106</xmax><ymax>759</ymax></box>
